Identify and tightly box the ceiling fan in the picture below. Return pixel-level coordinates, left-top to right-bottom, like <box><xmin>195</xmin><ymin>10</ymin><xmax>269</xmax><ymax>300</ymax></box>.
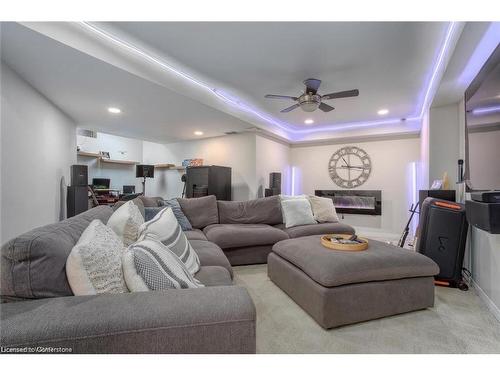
<box><xmin>264</xmin><ymin>78</ymin><xmax>359</xmax><ymax>113</ymax></box>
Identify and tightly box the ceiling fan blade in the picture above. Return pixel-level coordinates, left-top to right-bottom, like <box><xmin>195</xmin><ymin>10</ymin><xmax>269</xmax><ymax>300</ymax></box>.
<box><xmin>280</xmin><ymin>104</ymin><xmax>301</xmax><ymax>113</ymax></box>
<box><xmin>303</xmin><ymin>78</ymin><xmax>322</xmax><ymax>94</ymax></box>
<box><xmin>319</xmin><ymin>102</ymin><xmax>335</xmax><ymax>112</ymax></box>
<box><xmin>322</xmin><ymin>89</ymin><xmax>359</xmax><ymax>100</ymax></box>
<box><xmin>265</xmin><ymin>94</ymin><xmax>298</xmax><ymax>100</ymax></box>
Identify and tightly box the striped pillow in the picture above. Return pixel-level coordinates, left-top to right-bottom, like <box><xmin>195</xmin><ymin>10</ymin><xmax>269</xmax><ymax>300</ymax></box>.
<box><xmin>123</xmin><ymin>239</ymin><xmax>203</xmax><ymax>292</ymax></box>
<box><xmin>137</xmin><ymin>207</ymin><xmax>200</xmax><ymax>274</ymax></box>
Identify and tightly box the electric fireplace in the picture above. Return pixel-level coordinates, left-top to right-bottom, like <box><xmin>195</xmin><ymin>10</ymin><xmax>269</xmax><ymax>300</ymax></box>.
<box><xmin>315</xmin><ymin>190</ymin><xmax>382</xmax><ymax>215</ymax></box>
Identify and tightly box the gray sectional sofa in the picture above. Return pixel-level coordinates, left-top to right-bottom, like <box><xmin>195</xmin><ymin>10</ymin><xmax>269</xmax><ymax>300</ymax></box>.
<box><xmin>178</xmin><ymin>195</ymin><xmax>355</xmax><ymax>265</ymax></box>
<box><xmin>0</xmin><ymin>195</ymin><xmax>355</xmax><ymax>353</ymax></box>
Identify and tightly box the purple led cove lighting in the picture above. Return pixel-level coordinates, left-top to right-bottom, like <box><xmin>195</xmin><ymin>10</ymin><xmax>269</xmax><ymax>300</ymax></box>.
<box><xmin>79</xmin><ymin>22</ymin><xmax>458</xmax><ymax>138</ymax></box>
<box><xmin>459</xmin><ymin>22</ymin><xmax>500</xmax><ymax>86</ymax></box>
<box><xmin>472</xmin><ymin>105</ymin><xmax>500</xmax><ymax>115</ymax></box>
<box><xmin>417</xmin><ymin>22</ymin><xmax>458</xmax><ymax>118</ymax></box>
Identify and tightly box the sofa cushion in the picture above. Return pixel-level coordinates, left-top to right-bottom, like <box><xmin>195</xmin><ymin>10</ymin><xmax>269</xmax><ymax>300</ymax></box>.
<box><xmin>107</xmin><ymin>201</ymin><xmax>144</xmax><ymax>246</ymax></box>
<box><xmin>217</xmin><ymin>196</ymin><xmax>282</xmax><ymax>225</ymax></box>
<box><xmin>66</xmin><ymin>220</ymin><xmax>128</xmax><ymax>296</ymax></box>
<box><xmin>122</xmin><ymin>239</ymin><xmax>203</xmax><ymax>292</ymax></box>
<box><xmin>184</xmin><ymin>229</ymin><xmax>208</xmax><ymax>241</ymax></box>
<box><xmin>138</xmin><ymin>207</ymin><xmax>200</xmax><ymax>275</ymax></box>
<box><xmin>189</xmin><ymin>239</ymin><xmax>233</xmax><ymax>278</ymax></box>
<box><xmin>203</xmin><ymin>224</ymin><xmax>289</xmax><ymax>249</ymax></box>
<box><xmin>194</xmin><ymin>266</ymin><xmax>233</xmax><ymax>286</ymax></box>
<box><xmin>274</xmin><ymin>222</ymin><xmax>355</xmax><ymax>238</ymax></box>
<box><xmin>272</xmin><ymin>235</ymin><xmax>440</xmax><ymax>287</ymax></box>
<box><xmin>1</xmin><ymin>206</ymin><xmax>113</xmax><ymax>301</ymax></box>
<box><xmin>177</xmin><ymin>195</ymin><xmax>219</xmax><ymax>229</ymax></box>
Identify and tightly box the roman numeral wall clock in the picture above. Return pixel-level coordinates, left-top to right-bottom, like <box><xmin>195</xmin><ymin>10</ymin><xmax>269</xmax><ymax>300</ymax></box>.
<box><xmin>328</xmin><ymin>146</ymin><xmax>372</xmax><ymax>188</ymax></box>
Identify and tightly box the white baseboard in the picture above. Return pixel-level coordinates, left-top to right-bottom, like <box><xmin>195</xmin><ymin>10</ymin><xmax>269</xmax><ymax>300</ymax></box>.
<box><xmin>472</xmin><ymin>279</ymin><xmax>500</xmax><ymax>323</ymax></box>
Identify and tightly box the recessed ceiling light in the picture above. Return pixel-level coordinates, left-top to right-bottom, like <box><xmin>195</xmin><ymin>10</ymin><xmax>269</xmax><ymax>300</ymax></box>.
<box><xmin>107</xmin><ymin>107</ymin><xmax>121</xmax><ymax>114</ymax></box>
<box><xmin>304</xmin><ymin>119</ymin><xmax>314</xmax><ymax>125</ymax></box>
<box><xmin>377</xmin><ymin>109</ymin><xmax>389</xmax><ymax>115</ymax></box>
<box><xmin>194</xmin><ymin>131</ymin><xmax>204</xmax><ymax>136</ymax></box>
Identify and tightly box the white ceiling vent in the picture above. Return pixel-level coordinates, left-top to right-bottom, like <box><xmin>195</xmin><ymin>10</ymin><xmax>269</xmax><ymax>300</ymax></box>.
<box><xmin>77</xmin><ymin>129</ymin><xmax>97</xmax><ymax>138</ymax></box>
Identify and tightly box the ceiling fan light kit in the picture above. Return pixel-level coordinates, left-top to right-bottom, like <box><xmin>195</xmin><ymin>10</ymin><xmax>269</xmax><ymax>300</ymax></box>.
<box><xmin>265</xmin><ymin>78</ymin><xmax>359</xmax><ymax>114</ymax></box>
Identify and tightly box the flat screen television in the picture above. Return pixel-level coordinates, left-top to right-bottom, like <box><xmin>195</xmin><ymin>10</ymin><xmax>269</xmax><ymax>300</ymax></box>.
<box><xmin>465</xmin><ymin>43</ymin><xmax>500</xmax><ymax>191</ymax></box>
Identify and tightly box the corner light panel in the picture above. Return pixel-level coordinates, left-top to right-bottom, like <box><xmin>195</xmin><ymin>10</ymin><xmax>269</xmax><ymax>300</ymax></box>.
<box><xmin>304</xmin><ymin>119</ymin><xmax>314</xmax><ymax>124</ymax></box>
<box><xmin>472</xmin><ymin>105</ymin><xmax>500</xmax><ymax>115</ymax></box>
<box><xmin>108</xmin><ymin>107</ymin><xmax>121</xmax><ymax>114</ymax></box>
<box><xmin>194</xmin><ymin>131</ymin><xmax>204</xmax><ymax>136</ymax></box>
<box><xmin>377</xmin><ymin>109</ymin><xmax>389</xmax><ymax>115</ymax></box>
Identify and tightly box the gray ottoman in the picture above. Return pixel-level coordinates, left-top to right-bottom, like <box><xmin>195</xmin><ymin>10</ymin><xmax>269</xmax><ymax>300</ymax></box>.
<box><xmin>268</xmin><ymin>235</ymin><xmax>440</xmax><ymax>329</ymax></box>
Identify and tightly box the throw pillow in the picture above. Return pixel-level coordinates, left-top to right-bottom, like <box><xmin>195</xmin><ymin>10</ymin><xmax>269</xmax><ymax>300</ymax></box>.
<box><xmin>66</xmin><ymin>219</ymin><xmax>128</xmax><ymax>296</ymax></box>
<box><xmin>160</xmin><ymin>198</ymin><xmax>193</xmax><ymax>231</ymax></box>
<box><xmin>308</xmin><ymin>195</ymin><xmax>339</xmax><ymax>223</ymax></box>
<box><xmin>113</xmin><ymin>197</ymin><xmax>145</xmax><ymax>219</ymax></box>
<box><xmin>138</xmin><ymin>207</ymin><xmax>200</xmax><ymax>274</ymax></box>
<box><xmin>123</xmin><ymin>238</ymin><xmax>203</xmax><ymax>292</ymax></box>
<box><xmin>280</xmin><ymin>198</ymin><xmax>316</xmax><ymax>228</ymax></box>
<box><xmin>107</xmin><ymin>200</ymin><xmax>144</xmax><ymax>246</ymax></box>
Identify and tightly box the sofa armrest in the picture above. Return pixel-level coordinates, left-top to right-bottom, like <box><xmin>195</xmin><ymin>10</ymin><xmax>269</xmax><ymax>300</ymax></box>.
<box><xmin>0</xmin><ymin>286</ymin><xmax>256</xmax><ymax>354</ymax></box>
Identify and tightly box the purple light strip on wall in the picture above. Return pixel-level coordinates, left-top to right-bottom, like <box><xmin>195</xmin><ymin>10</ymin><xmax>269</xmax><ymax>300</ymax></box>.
<box><xmin>80</xmin><ymin>21</ymin><xmax>458</xmax><ymax>138</ymax></box>
<box><xmin>472</xmin><ymin>105</ymin><xmax>500</xmax><ymax>115</ymax></box>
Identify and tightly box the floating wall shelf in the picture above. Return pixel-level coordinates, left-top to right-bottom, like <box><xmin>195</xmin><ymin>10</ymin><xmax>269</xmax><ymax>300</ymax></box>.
<box><xmin>155</xmin><ymin>164</ymin><xmax>186</xmax><ymax>170</ymax></box>
<box><xmin>77</xmin><ymin>151</ymin><xmax>101</xmax><ymax>158</ymax></box>
<box><xmin>155</xmin><ymin>163</ymin><xmax>176</xmax><ymax>169</ymax></box>
<box><xmin>100</xmin><ymin>158</ymin><xmax>139</xmax><ymax>165</ymax></box>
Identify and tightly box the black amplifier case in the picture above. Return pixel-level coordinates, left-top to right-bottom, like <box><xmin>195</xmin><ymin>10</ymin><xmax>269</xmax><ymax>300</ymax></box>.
<box><xmin>415</xmin><ymin>198</ymin><xmax>468</xmax><ymax>288</ymax></box>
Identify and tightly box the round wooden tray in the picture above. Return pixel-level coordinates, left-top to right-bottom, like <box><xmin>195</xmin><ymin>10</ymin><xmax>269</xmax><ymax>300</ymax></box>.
<box><xmin>320</xmin><ymin>234</ymin><xmax>369</xmax><ymax>251</ymax></box>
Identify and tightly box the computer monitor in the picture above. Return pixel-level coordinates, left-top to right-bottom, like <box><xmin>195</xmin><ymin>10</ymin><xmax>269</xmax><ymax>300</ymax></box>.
<box><xmin>123</xmin><ymin>185</ymin><xmax>135</xmax><ymax>194</ymax></box>
<box><xmin>92</xmin><ymin>178</ymin><xmax>110</xmax><ymax>189</ymax></box>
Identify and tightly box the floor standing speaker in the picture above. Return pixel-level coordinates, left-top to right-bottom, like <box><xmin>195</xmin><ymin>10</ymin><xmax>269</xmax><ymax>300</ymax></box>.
<box><xmin>415</xmin><ymin>197</ymin><xmax>469</xmax><ymax>289</ymax></box>
<box><xmin>70</xmin><ymin>164</ymin><xmax>88</xmax><ymax>186</ymax></box>
<box><xmin>67</xmin><ymin>186</ymin><xmax>88</xmax><ymax>218</ymax></box>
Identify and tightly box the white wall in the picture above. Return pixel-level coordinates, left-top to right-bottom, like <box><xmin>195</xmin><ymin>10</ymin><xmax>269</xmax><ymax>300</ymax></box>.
<box><xmin>429</xmin><ymin>103</ymin><xmax>461</xmax><ymax>186</ymax></box>
<box><xmin>255</xmin><ymin>135</ymin><xmax>291</xmax><ymax>197</ymax></box>
<box><xmin>77</xmin><ymin>132</ymin><xmax>144</xmax><ymax>193</ymax></box>
<box><xmin>158</xmin><ymin>133</ymin><xmax>258</xmax><ymax>201</ymax></box>
<box><xmin>290</xmin><ymin>137</ymin><xmax>420</xmax><ymax>236</ymax></box>
<box><xmin>76</xmin><ymin>131</ymin><xmax>263</xmax><ymax>201</ymax></box>
<box><xmin>1</xmin><ymin>63</ymin><xmax>76</xmax><ymax>242</ymax></box>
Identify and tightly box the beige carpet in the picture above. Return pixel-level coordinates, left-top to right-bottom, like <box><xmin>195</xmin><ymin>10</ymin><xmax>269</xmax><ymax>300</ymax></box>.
<box><xmin>233</xmin><ymin>264</ymin><xmax>500</xmax><ymax>354</ymax></box>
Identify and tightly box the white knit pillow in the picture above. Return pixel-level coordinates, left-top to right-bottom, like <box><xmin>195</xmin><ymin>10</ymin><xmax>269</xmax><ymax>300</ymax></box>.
<box><xmin>66</xmin><ymin>220</ymin><xmax>128</xmax><ymax>295</ymax></box>
<box><xmin>123</xmin><ymin>238</ymin><xmax>203</xmax><ymax>292</ymax></box>
<box><xmin>281</xmin><ymin>198</ymin><xmax>317</xmax><ymax>228</ymax></box>
<box><xmin>308</xmin><ymin>195</ymin><xmax>339</xmax><ymax>223</ymax></box>
<box><xmin>107</xmin><ymin>201</ymin><xmax>144</xmax><ymax>246</ymax></box>
<box><xmin>138</xmin><ymin>207</ymin><xmax>200</xmax><ymax>275</ymax></box>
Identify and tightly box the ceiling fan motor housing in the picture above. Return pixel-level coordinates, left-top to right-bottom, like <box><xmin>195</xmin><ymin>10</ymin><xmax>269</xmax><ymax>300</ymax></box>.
<box><xmin>299</xmin><ymin>93</ymin><xmax>321</xmax><ymax>112</ymax></box>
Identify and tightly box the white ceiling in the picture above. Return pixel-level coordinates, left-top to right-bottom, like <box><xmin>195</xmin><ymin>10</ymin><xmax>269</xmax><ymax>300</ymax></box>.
<box><xmin>1</xmin><ymin>21</ymin><xmax>466</xmax><ymax>143</ymax></box>
<box><xmin>112</xmin><ymin>22</ymin><xmax>448</xmax><ymax>127</ymax></box>
<box><xmin>1</xmin><ymin>23</ymin><xmax>253</xmax><ymax>143</ymax></box>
